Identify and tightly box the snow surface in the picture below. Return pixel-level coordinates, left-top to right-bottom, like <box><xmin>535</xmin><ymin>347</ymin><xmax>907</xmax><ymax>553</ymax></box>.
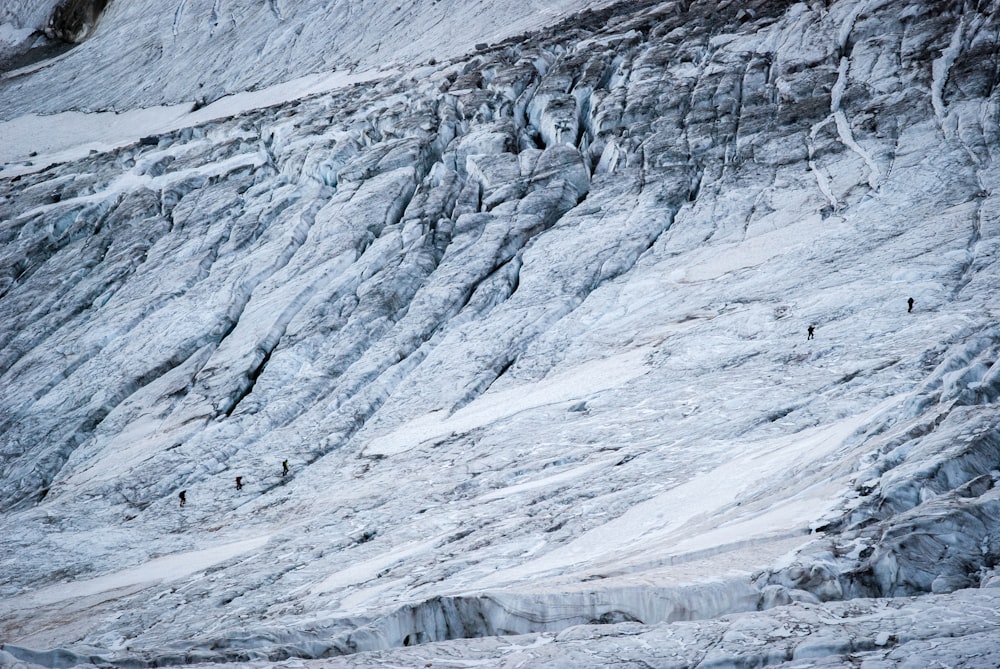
<box><xmin>2</xmin><ymin>0</ymin><xmax>1000</xmax><ymax>666</ymax></box>
<box><xmin>0</xmin><ymin>1</ymin><xmax>59</xmax><ymax>60</ymax></box>
<box><xmin>11</xmin><ymin>536</ymin><xmax>270</xmax><ymax>608</ymax></box>
<box><xmin>0</xmin><ymin>68</ymin><xmax>391</xmax><ymax>178</ymax></box>
<box><xmin>0</xmin><ymin>0</ymin><xmax>618</xmax><ymax>119</ymax></box>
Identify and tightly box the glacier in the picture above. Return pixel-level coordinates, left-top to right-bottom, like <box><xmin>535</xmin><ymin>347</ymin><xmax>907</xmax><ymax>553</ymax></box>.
<box><xmin>2</xmin><ymin>0</ymin><xmax>1000</xmax><ymax>666</ymax></box>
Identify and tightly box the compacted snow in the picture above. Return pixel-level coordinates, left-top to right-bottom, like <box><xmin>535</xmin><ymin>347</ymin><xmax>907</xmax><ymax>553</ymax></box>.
<box><xmin>2</xmin><ymin>0</ymin><xmax>1000</xmax><ymax>666</ymax></box>
<box><xmin>0</xmin><ymin>0</ymin><xmax>618</xmax><ymax>118</ymax></box>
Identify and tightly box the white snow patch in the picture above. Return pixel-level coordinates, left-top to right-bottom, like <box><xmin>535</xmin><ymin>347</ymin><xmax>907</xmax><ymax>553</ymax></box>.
<box><xmin>672</xmin><ymin>214</ymin><xmax>823</xmax><ymax>283</ymax></box>
<box><xmin>0</xmin><ymin>68</ymin><xmax>391</xmax><ymax>178</ymax></box>
<box><xmin>931</xmin><ymin>16</ymin><xmax>965</xmax><ymax>133</ymax></box>
<box><xmin>13</xmin><ymin>536</ymin><xmax>269</xmax><ymax>607</ymax></box>
<box><xmin>492</xmin><ymin>401</ymin><xmax>893</xmax><ymax>583</ymax></box>
<box><xmin>313</xmin><ymin>536</ymin><xmax>442</xmax><ymax>599</ymax></box>
<box><xmin>364</xmin><ymin>348</ymin><xmax>649</xmax><ymax>457</ymax></box>
<box><xmin>0</xmin><ymin>22</ymin><xmax>34</xmax><ymax>48</ymax></box>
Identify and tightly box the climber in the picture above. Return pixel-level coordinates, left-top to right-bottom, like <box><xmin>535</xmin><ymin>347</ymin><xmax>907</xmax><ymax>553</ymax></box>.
<box><xmin>908</xmin><ymin>297</ymin><xmax>914</xmax><ymax>313</ymax></box>
<box><xmin>282</xmin><ymin>460</ymin><xmax>289</xmax><ymax>476</ymax></box>
<box><xmin>236</xmin><ymin>476</ymin><xmax>243</xmax><ymax>490</ymax></box>
<box><xmin>179</xmin><ymin>490</ymin><xmax>186</xmax><ymax>507</ymax></box>
<box><xmin>807</xmin><ymin>325</ymin><xmax>815</xmax><ymax>340</ymax></box>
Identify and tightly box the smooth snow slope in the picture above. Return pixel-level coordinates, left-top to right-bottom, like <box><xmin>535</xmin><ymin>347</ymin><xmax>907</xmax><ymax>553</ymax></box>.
<box><xmin>2</xmin><ymin>0</ymin><xmax>1000</xmax><ymax>666</ymax></box>
<box><xmin>0</xmin><ymin>0</ymin><xmax>616</xmax><ymax>119</ymax></box>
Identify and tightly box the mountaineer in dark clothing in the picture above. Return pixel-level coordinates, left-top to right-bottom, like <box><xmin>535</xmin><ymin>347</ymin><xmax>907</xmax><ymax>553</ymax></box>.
<box><xmin>908</xmin><ymin>297</ymin><xmax>914</xmax><ymax>313</ymax></box>
<box><xmin>807</xmin><ymin>325</ymin><xmax>815</xmax><ymax>340</ymax></box>
<box><xmin>236</xmin><ymin>476</ymin><xmax>243</xmax><ymax>490</ymax></box>
<box><xmin>179</xmin><ymin>490</ymin><xmax>186</xmax><ymax>506</ymax></box>
<box><xmin>282</xmin><ymin>460</ymin><xmax>289</xmax><ymax>476</ymax></box>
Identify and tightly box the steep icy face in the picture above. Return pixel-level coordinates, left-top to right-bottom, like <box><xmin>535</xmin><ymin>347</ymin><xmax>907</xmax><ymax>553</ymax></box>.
<box><xmin>0</xmin><ymin>0</ymin><xmax>619</xmax><ymax>118</ymax></box>
<box><xmin>765</xmin><ymin>354</ymin><xmax>1000</xmax><ymax>601</ymax></box>
<box><xmin>2</xmin><ymin>0</ymin><xmax>1000</xmax><ymax>665</ymax></box>
<box><xmin>0</xmin><ymin>0</ymin><xmax>61</xmax><ymax>62</ymax></box>
<box><xmin>101</xmin><ymin>588</ymin><xmax>1000</xmax><ymax>668</ymax></box>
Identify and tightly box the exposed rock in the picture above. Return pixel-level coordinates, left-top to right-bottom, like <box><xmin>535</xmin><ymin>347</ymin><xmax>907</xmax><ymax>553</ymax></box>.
<box><xmin>45</xmin><ymin>0</ymin><xmax>109</xmax><ymax>44</ymax></box>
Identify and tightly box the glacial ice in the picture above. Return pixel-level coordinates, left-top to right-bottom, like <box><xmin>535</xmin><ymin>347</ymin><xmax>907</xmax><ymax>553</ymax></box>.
<box><xmin>2</xmin><ymin>0</ymin><xmax>1000</xmax><ymax>666</ymax></box>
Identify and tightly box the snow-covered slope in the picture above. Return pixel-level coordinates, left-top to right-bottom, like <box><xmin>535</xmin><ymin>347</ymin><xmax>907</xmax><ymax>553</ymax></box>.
<box><xmin>0</xmin><ymin>0</ymin><xmax>615</xmax><ymax>118</ymax></box>
<box><xmin>2</xmin><ymin>0</ymin><xmax>1000</xmax><ymax>666</ymax></box>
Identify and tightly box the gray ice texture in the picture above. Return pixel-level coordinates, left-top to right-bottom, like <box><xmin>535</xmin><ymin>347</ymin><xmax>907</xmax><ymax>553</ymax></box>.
<box><xmin>3</xmin><ymin>0</ymin><xmax>1000</xmax><ymax>667</ymax></box>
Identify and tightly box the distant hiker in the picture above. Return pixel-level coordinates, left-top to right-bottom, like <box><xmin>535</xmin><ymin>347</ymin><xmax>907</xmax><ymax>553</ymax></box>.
<box><xmin>236</xmin><ymin>476</ymin><xmax>243</xmax><ymax>491</ymax></box>
<box><xmin>282</xmin><ymin>460</ymin><xmax>289</xmax><ymax>476</ymax></box>
<box><xmin>907</xmin><ymin>297</ymin><xmax>914</xmax><ymax>313</ymax></box>
<box><xmin>179</xmin><ymin>490</ymin><xmax>186</xmax><ymax>507</ymax></box>
<box><xmin>807</xmin><ymin>325</ymin><xmax>815</xmax><ymax>340</ymax></box>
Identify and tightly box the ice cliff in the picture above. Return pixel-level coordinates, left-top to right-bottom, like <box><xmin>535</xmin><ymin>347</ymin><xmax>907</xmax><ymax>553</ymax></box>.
<box><xmin>2</xmin><ymin>0</ymin><xmax>1000</xmax><ymax>666</ymax></box>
